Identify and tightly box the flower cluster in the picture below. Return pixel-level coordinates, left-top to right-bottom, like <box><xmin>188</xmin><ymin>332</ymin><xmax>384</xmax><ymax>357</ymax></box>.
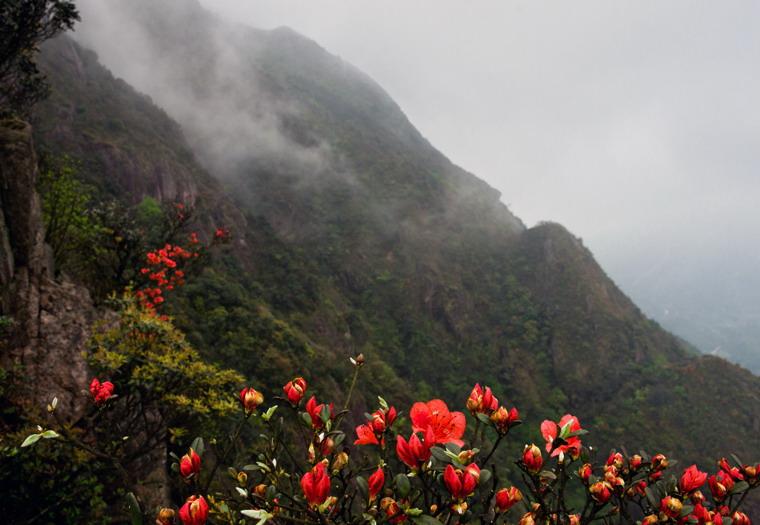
<box><xmin>40</xmin><ymin>365</ymin><xmax>758</xmax><ymax>525</ymax></box>
<box><xmin>136</xmin><ymin>241</ymin><xmax>197</xmax><ymax>310</ymax></box>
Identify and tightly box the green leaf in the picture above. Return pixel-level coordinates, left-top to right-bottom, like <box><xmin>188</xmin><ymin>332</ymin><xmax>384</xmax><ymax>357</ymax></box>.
<box><xmin>479</xmin><ymin>468</ymin><xmax>492</xmax><ymax>486</ymax></box>
<box><xmin>41</xmin><ymin>430</ymin><xmax>60</xmax><ymax>439</ymax></box>
<box><xmin>378</xmin><ymin>396</ymin><xmax>389</xmax><ymax>410</ymax></box>
<box><xmin>355</xmin><ymin>476</ymin><xmax>369</xmax><ymax>499</ymax></box>
<box><xmin>20</xmin><ymin>433</ymin><xmax>41</xmax><ymax>447</ymax></box>
<box><xmin>644</xmin><ymin>486</ymin><xmax>659</xmax><ymax>509</ymax></box>
<box><xmin>301</xmin><ymin>412</ymin><xmax>313</xmax><ymax>426</ymax></box>
<box><xmin>320</xmin><ymin>404</ymin><xmax>331</xmax><ymax>424</ymax></box>
<box><xmin>395</xmin><ymin>473</ymin><xmax>411</xmax><ymax>498</ymax></box>
<box><xmin>125</xmin><ymin>492</ymin><xmax>143</xmax><ymax>525</ymax></box>
<box><xmin>730</xmin><ymin>481</ymin><xmax>749</xmax><ymax>494</ymax></box>
<box><xmin>262</xmin><ymin>405</ymin><xmax>278</xmax><ymax>421</ymax></box>
<box><xmin>411</xmin><ymin>515</ymin><xmax>444</xmax><ymax>525</ymax></box>
<box><xmin>191</xmin><ymin>436</ymin><xmax>205</xmax><ymax>456</ymax></box>
<box><xmin>430</xmin><ymin>447</ymin><xmax>451</xmax><ymax>463</ymax></box>
<box><xmin>476</xmin><ymin>413</ymin><xmax>492</xmax><ymax>425</ymax></box>
<box><xmin>730</xmin><ymin>454</ymin><xmax>743</xmax><ymax>467</ymax></box>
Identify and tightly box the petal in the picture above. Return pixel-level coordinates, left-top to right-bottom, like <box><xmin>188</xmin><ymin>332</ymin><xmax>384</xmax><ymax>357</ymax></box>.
<box><xmin>410</xmin><ymin>402</ymin><xmax>431</xmax><ymax>433</ymax></box>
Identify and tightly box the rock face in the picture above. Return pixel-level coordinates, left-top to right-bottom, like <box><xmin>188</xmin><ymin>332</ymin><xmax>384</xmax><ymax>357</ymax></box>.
<box><xmin>0</xmin><ymin>118</ymin><xmax>93</xmax><ymax>420</ymax></box>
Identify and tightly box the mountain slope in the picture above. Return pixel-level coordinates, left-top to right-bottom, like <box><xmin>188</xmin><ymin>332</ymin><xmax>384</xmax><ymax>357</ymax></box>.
<box><xmin>30</xmin><ymin>0</ymin><xmax>760</xmax><ymax>489</ymax></box>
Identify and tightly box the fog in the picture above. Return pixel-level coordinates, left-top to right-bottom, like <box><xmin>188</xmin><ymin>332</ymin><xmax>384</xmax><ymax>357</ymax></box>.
<box><xmin>199</xmin><ymin>0</ymin><xmax>760</xmax><ymax>369</ymax></box>
<box><xmin>72</xmin><ymin>0</ymin><xmax>760</xmax><ymax>369</ymax></box>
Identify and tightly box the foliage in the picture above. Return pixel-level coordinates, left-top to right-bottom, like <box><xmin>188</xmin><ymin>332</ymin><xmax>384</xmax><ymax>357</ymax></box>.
<box><xmin>88</xmin><ymin>292</ymin><xmax>244</xmax><ymax>423</ymax></box>
<box><xmin>0</xmin><ymin>0</ymin><xmax>79</xmax><ymax>114</ymax></box>
<box><xmin>38</xmin><ymin>154</ymin><xmax>105</xmax><ymax>274</ymax></box>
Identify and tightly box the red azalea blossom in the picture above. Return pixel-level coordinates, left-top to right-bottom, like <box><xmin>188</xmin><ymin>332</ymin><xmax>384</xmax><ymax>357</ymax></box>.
<box><xmin>283</xmin><ymin>377</ymin><xmax>307</xmax><ymax>405</ymax></box>
<box><xmin>381</xmin><ymin>498</ymin><xmax>407</xmax><ymax>524</ymax></box>
<box><xmin>239</xmin><ymin>387</ymin><xmax>264</xmax><ymax>414</ymax></box>
<box><xmin>590</xmin><ymin>481</ymin><xmax>613</xmax><ymax>504</ymax></box>
<box><xmin>680</xmin><ymin>464</ymin><xmax>708</xmax><ymax>493</ymax></box>
<box><xmin>522</xmin><ymin>443</ymin><xmax>544</xmax><ymax>474</ymax></box>
<box><xmin>179</xmin><ymin>448</ymin><xmax>201</xmax><ymax>480</ymax></box>
<box><xmin>444</xmin><ymin>463</ymin><xmax>480</xmax><ymax>500</ymax></box>
<box><xmin>178</xmin><ymin>495</ymin><xmax>208</xmax><ymax>525</ymax></box>
<box><xmin>305</xmin><ymin>396</ymin><xmax>335</xmax><ymax>430</ymax></box>
<box><xmin>396</xmin><ymin>426</ymin><xmax>435</xmax><ymax>471</ymax></box>
<box><xmin>660</xmin><ymin>496</ymin><xmax>683</xmax><ymax>519</ymax></box>
<box><xmin>490</xmin><ymin>405</ymin><xmax>520</xmax><ymax>434</ymax></box>
<box><xmin>301</xmin><ymin>462</ymin><xmax>331</xmax><ymax>507</ymax></box>
<box><xmin>368</xmin><ymin>467</ymin><xmax>385</xmax><ymax>502</ymax></box>
<box><xmin>732</xmin><ymin>512</ymin><xmax>751</xmax><ymax>525</ymax></box>
<box><xmin>540</xmin><ymin>414</ymin><xmax>582</xmax><ymax>458</ymax></box>
<box><xmin>578</xmin><ymin>463</ymin><xmax>593</xmax><ymax>483</ymax></box>
<box><xmin>354</xmin><ymin>423</ymin><xmax>380</xmax><ymax>446</ymax></box>
<box><xmin>495</xmin><ymin>487</ymin><xmax>522</xmax><ymax>512</ymax></box>
<box><xmin>89</xmin><ymin>378</ymin><xmax>114</xmax><ymax>405</ymax></box>
<box><xmin>410</xmin><ymin>399</ymin><xmax>466</xmax><ymax>446</ymax></box>
<box><xmin>466</xmin><ymin>384</ymin><xmax>498</xmax><ymax>415</ymax></box>
<box><xmin>709</xmin><ymin>470</ymin><xmax>735</xmax><ymax>501</ymax></box>
<box><xmin>719</xmin><ymin>458</ymin><xmax>745</xmax><ymax>481</ymax></box>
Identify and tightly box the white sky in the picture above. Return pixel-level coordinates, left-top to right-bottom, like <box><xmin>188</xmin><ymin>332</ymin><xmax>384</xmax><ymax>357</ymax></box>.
<box><xmin>198</xmin><ymin>1</ymin><xmax>760</xmax><ymax>272</ymax></box>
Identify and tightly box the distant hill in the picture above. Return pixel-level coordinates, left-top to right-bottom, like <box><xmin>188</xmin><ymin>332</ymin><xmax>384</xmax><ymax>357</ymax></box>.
<box><xmin>30</xmin><ymin>0</ymin><xmax>760</xmax><ymax>497</ymax></box>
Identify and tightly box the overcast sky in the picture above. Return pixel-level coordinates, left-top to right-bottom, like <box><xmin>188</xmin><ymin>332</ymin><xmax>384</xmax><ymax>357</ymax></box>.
<box><xmin>198</xmin><ymin>0</ymin><xmax>760</xmax><ymax>279</ymax></box>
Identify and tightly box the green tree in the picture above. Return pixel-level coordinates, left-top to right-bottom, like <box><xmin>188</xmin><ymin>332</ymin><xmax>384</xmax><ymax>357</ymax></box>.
<box><xmin>0</xmin><ymin>0</ymin><xmax>79</xmax><ymax>114</ymax></box>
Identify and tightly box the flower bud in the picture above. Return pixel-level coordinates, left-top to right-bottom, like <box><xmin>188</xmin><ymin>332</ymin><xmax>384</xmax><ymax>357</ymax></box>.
<box><xmin>156</xmin><ymin>508</ymin><xmax>175</xmax><ymax>525</ymax></box>
<box><xmin>607</xmin><ymin>452</ymin><xmax>624</xmax><ymax>470</ymax></box>
<box><xmin>490</xmin><ymin>406</ymin><xmax>520</xmax><ymax>434</ymax></box>
<box><xmin>651</xmin><ymin>454</ymin><xmax>669</xmax><ymax>471</ymax></box>
<box><xmin>179</xmin><ymin>448</ymin><xmax>201</xmax><ymax>480</ymax></box>
<box><xmin>732</xmin><ymin>512</ymin><xmax>750</xmax><ymax>525</ymax></box>
<box><xmin>578</xmin><ymin>463</ymin><xmax>592</xmax><ymax>483</ymax></box>
<box><xmin>590</xmin><ymin>481</ymin><xmax>612</xmax><ymax>504</ymax></box>
<box><xmin>178</xmin><ymin>495</ymin><xmax>208</xmax><ymax>525</ymax></box>
<box><xmin>518</xmin><ymin>512</ymin><xmax>536</xmax><ymax>525</ymax></box>
<box><xmin>569</xmin><ymin>514</ymin><xmax>581</xmax><ymax>525</ymax></box>
<box><xmin>239</xmin><ymin>387</ymin><xmax>264</xmax><ymax>414</ymax></box>
<box><xmin>629</xmin><ymin>454</ymin><xmax>643</xmax><ymax>471</ymax></box>
<box><xmin>237</xmin><ymin>471</ymin><xmax>248</xmax><ymax>485</ymax></box>
<box><xmin>659</xmin><ymin>496</ymin><xmax>683</xmax><ymax>519</ymax></box>
<box><xmin>254</xmin><ymin>484</ymin><xmax>268</xmax><ymax>497</ymax></box>
<box><xmin>332</xmin><ymin>451</ymin><xmax>349</xmax><ymax>472</ymax></box>
<box><xmin>641</xmin><ymin>515</ymin><xmax>659</xmax><ymax>525</ymax></box>
<box><xmin>283</xmin><ymin>377</ymin><xmax>307</xmax><ymax>405</ymax></box>
<box><xmin>522</xmin><ymin>444</ymin><xmax>543</xmax><ymax>474</ymax></box>
<box><xmin>495</xmin><ymin>487</ymin><xmax>522</xmax><ymax>513</ymax></box>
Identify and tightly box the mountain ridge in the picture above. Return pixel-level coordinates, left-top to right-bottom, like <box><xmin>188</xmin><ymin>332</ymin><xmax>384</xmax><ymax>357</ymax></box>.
<box><xmin>27</xmin><ymin>0</ymin><xmax>760</xmax><ymax>496</ymax></box>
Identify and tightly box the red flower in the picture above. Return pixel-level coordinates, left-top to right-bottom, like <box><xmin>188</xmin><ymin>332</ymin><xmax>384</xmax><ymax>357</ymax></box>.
<box><xmin>89</xmin><ymin>378</ymin><xmax>114</xmax><ymax>405</ymax></box>
<box><xmin>660</xmin><ymin>496</ymin><xmax>683</xmax><ymax>519</ymax></box>
<box><xmin>709</xmin><ymin>470</ymin><xmax>735</xmax><ymax>501</ymax></box>
<box><xmin>301</xmin><ymin>462</ymin><xmax>331</xmax><ymax>507</ymax></box>
<box><xmin>239</xmin><ymin>387</ymin><xmax>264</xmax><ymax>414</ymax></box>
<box><xmin>305</xmin><ymin>396</ymin><xmax>334</xmax><ymax>430</ymax></box>
<box><xmin>651</xmin><ymin>454</ymin><xmax>669</xmax><ymax>471</ymax></box>
<box><xmin>410</xmin><ymin>399</ymin><xmax>466</xmax><ymax>446</ymax></box>
<box><xmin>368</xmin><ymin>467</ymin><xmax>385</xmax><ymax>502</ymax></box>
<box><xmin>396</xmin><ymin>426</ymin><xmax>435</xmax><ymax>471</ymax></box>
<box><xmin>179</xmin><ymin>448</ymin><xmax>201</xmax><ymax>480</ymax></box>
<box><xmin>606</xmin><ymin>452</ymin><xmax>624</xmax><ymax>470</ymax></box>
<box><xmin>680</xmin><ymin>464</ymin><xmax>708</xmax><ymax>493</ymax></box>
<box><xmin>522</xmin><ymin>444</ymin><xmax>544</xmax><ymax>474</ymax></box>
<box><xmin>466</xmin><ymin>384</ymin><xmax>498</xmax><ymax>415</ymax></box>
<box><xmin>283</xmin><ymin>377</ymin><xmax>307</xmax><ymax>405</ymax></box>
<box><xmin>590</xmin><ymin>481</ymin><xmax>612</xmax><ymax>504</ymax></box>
<box><xmin>540</xmin><ymin>414</ymin><xmax>582</xmax><ymax>458</ymax></box>
<box><xmin>178</xmin><ymin>495</ymin><xmax>208</xmax><ymax>525</ymax></box>
<box><xmin>495</xmin><ymin>487</ymin><xmax>522</xmax><ymax>512</ymax></box>
<box><xmin>381</xmin><ymin>498</ymin><xmax>407</xmax><ymax>524</ymax></box>
<box><xmin>578</xmin><ymin>463</ymin><xmax>592</xmax><ymax>483</ymax></box>
<box><xmin>490</xmin><ymin>405</ymin><xmax>520</xmax><ymax>434</ymax></box>
<box><xmin>354</xmin><ymin>423</ymin><xmax>380</xmax><ymax>446</ymax></box>
<box><xmin>444</xmin><ymin>463</ymin><xmax>480</xmax><ymax>500</ymax></box>
<box><xmin>732</xmin><ymin>512</ymin><xmax>751</xmax><ymax>525</ymax></box>
<box><xmin>355</xmin><ymin>406</ymin><xmax>397</xmax><ymax>446</ymax></box>
<box><xmin>719</xmin><ymin>458</ymin><xmax>745</xmax><ymax>481</ymax></box>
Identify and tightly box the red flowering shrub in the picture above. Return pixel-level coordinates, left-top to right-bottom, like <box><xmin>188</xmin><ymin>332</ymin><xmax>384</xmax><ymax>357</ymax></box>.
<box><xmin>23</xmin><ymin>362</ymin><xmax>759</xmax><ymax>525</ymax></box>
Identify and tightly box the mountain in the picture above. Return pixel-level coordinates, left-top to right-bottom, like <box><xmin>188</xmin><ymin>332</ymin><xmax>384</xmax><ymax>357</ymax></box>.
<box><xmin>24</xmin><ymin>0</ymin><xmax>760</xmax><ymax>505</ymax></box>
